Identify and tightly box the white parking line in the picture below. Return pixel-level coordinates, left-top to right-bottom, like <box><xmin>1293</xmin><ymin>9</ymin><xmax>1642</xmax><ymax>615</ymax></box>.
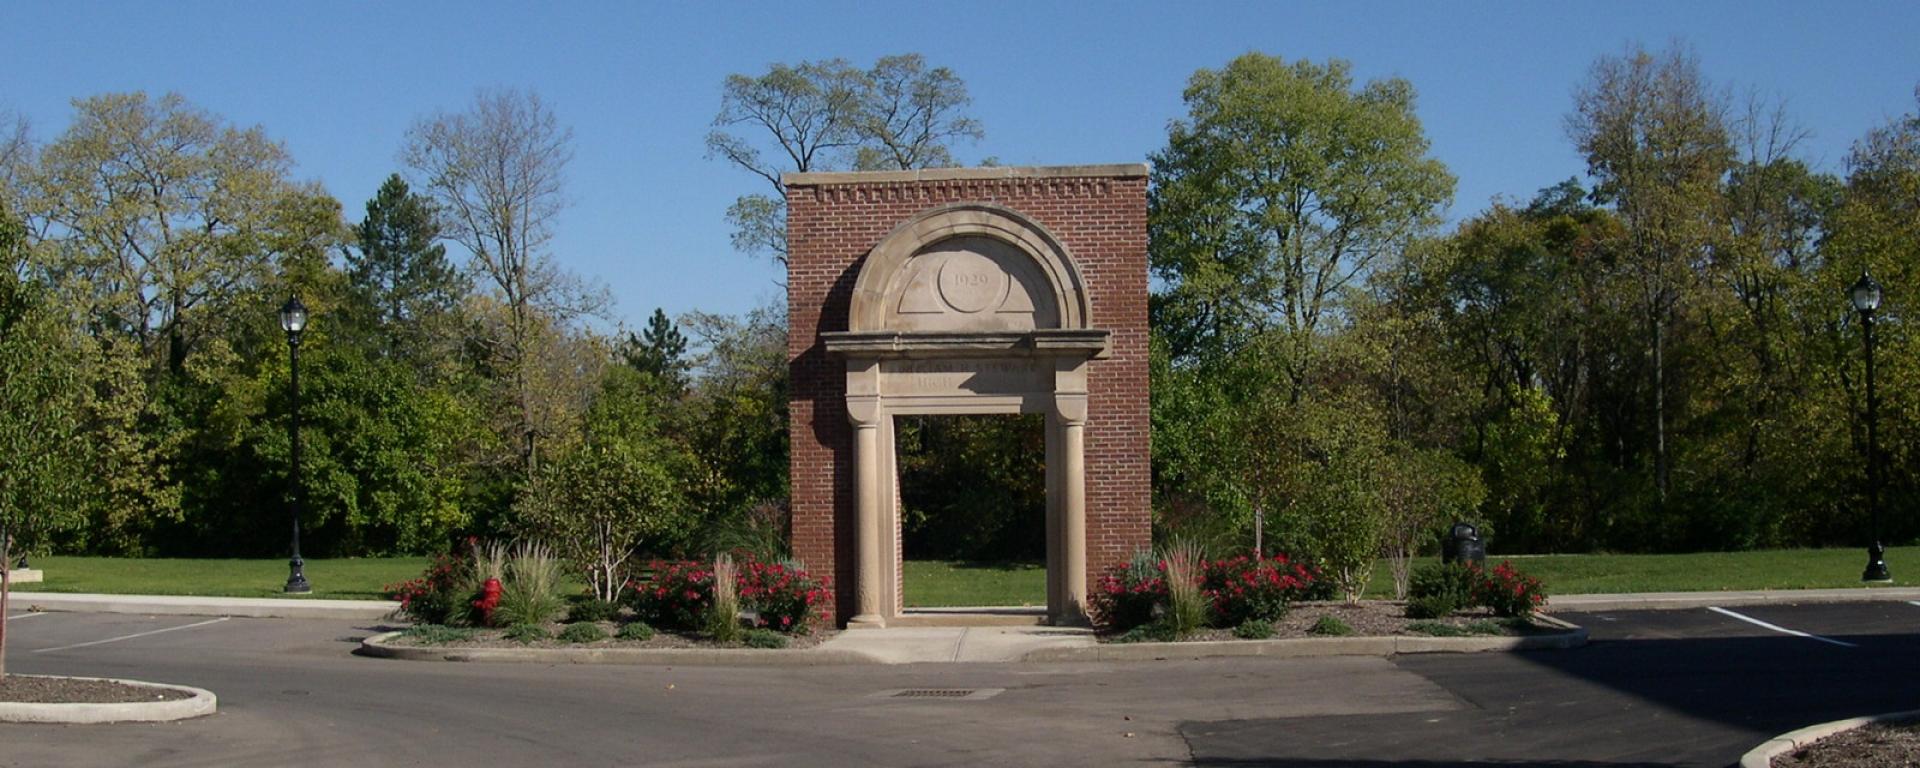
<box><xmin>32</xmin><ymin>617</ymin><xmax>230</xmax><ymax>654</ymax></box>
<box><xmin>1707</xmin><ymin>606</ymin><xmax>1857</xmax><ymax>648</ymax></box>
<box><xmin>1908</xmin><ymin>601</ymin><xmax>1920</xmax><ymax>609</ymax></box>
<box><xmin>6</xmin><ymin>612</ymin><xmax>50</xmax><ymax>621</ymax></box>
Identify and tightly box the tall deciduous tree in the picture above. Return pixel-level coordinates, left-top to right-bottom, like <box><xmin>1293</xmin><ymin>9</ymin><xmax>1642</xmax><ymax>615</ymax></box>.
<box><xmin>1568</xmin><ymin>43</ymin><xmax>1734</xmax><ymax>504</ymax></box>
<box><xmin>708</xmin><ymin>55</ymin><xmax>983</xmax><ymax>265</ymax></box>
<box><xmin>1150</xmin><ymin>52</ymin><xmax>1454</xmax><ymax>395</ymax></box>
<box><xmin>404</xmin><ymin>88</ymin><xmax>603</xmax><ymax>471</ymax></box>
<box><xmin>0</xmin><ymin>270</ymin><xmax>90</xmax><ymax>677</ymax></box>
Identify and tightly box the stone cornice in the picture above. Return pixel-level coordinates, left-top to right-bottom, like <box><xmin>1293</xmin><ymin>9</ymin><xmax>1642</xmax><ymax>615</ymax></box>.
<box><xmin>785</xmin><ymin>164</ymin><xmax>1148</xmax><ymax>187</ymax></box>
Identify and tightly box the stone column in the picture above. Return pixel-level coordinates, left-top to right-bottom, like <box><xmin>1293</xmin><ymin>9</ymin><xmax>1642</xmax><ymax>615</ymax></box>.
<box><xmin>847</xmin><ymin>394</ymin><xmax>884</xmax><ymax>628</ymax></box>
<box><xmin>1056</xmin><ymin>392</ymin><xmax>1090</xmax><ymax>625</ymax></box>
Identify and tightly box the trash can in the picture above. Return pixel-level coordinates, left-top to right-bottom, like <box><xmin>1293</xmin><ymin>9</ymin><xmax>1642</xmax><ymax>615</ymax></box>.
<box><xmin>1442</xmin><ymin>523</ymin><xmax>1486</xmax><ymax>565</ymax></box>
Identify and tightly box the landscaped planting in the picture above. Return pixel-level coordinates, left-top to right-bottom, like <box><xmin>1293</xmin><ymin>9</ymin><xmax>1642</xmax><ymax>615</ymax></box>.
<box><xmin>387</xmin><ymin>546</ymin><xmax>832</xmax><ymax>652</ymax></box>
<box><xmin>1091</xmin><ymin>548</ymin><xmax>1554</xmax><ymax>643</ymax></box>
<box><xmin>1406</xmin><ymin>561</ymin><xmax>1548</xmax><ymax>620</ymax></box>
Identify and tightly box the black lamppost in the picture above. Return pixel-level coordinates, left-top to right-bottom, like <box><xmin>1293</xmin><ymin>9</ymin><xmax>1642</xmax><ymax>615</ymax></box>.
<box><xmin>279</xmin><ymin>295</ymin><xmax>312</xmax><ymax>594</ymax></box>
<box><xmin>1849</xmin><ymin>272</ymin><xmax>1890</xmax><ymax>583</ymax></box>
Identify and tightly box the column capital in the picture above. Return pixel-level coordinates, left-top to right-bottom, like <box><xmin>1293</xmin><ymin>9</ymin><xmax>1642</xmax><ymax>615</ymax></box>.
<box><xmin>1053</xmin><ymin>393</ymin><xmax>1089</xmax><ymax>426</ymax></box>
<box><xmin>846</xmin><ymin>395</ymin><xmax>883</xmax><ymax>428</ymax></box>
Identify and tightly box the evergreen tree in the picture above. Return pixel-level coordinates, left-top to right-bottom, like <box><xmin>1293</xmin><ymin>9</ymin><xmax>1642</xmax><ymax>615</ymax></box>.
<box><xmin>621</xmin><ymin>308</ymin><xmax>690</xmax><ymax>394</ymax></box>
<box><xmin>347</xmin><ymin>174</ymin><xmax>467</xmax><ymax>369</ymax></box>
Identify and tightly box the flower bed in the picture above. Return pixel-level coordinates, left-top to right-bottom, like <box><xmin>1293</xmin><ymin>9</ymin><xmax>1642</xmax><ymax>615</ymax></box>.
<box><xmin>388</xmin><ymin>620</ymin><xmax>838</xmax><ymax>651</ymax></box>
<box><xmin>1110</xmin><ymin>601</ymin><xmax>1553</xmax><ymax>644</ymax></box>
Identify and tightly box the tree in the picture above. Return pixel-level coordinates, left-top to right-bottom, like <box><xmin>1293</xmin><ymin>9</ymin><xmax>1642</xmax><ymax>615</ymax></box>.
<box><xmin>21</xmin><ymin>92</ymin><xmax>345</xmax><ymax>552</ymax></box>
<box><xmin>404</xmin><ymin>88</ymin><xmax>604</xmax><ymax>471</ymax></box>
<box><xmin>1567</xmin><ymin>43</ymin><xmax>1734</xmax><ymax>504</ymax></box>
<box><xmin>620</xmin><ymin>307</ymin><xmax>690</xmax><ymax>394</ymax></box>
<box><xmin>1150</xmin><ymin>53</ymin><xmax>1454</xmax><ymax>396</ymax></box>
<box><xmin>851</xmin><ymin>54</ymin><xmax>984</xmax><ymax>171</ymax></box>
<box><xmin>708</xmin><ymin>55</ymin><xmax>984</xmax><ymax>264</ymax></box>
<box><xmin>513</xmin><ymin>367</ymin><xmax>695</xmax><ymax>602</ymax></box>
<box><xmin>29</xmin><ymin>92</ymin><xmax>339</xmax><ymax>373</ymax></box>
<box><xmin>0</xmin><ymin>270</ymin><xmax>91</xmax><ymax>677</ymax></box>
<box><xmin>346</xmin><ymin>174</ymin><xmax>468</xmax><ymax>373</ymax></box>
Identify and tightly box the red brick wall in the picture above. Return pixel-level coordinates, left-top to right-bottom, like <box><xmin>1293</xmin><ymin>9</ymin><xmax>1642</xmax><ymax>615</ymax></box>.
<box><xmin>786</xmin><ymin>170</ymin><xmax>1151</xmax><ymax>625</ymax></box>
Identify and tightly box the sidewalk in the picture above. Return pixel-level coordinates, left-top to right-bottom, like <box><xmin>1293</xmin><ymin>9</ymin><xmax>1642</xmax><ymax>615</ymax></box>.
<box><xmin>1548</xmin><ymin>586</ymin><xmax>1920</xmax><ymax>612</ymax></box>
<box><xmin>7</xmin><ymin>592</ymin><xmax>399</xmax><ymax>621</ymax></box>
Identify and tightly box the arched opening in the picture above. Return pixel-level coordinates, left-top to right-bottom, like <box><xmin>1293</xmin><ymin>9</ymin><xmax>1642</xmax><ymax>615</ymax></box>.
<box><xmin>823</xmin><ymin>202</ymin><xmax>1109</xmax><ymax>626</ymax></box>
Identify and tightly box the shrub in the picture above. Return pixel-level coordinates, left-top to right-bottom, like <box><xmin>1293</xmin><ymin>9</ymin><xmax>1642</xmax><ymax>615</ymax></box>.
<box><xmin>1406</xmin><ymin>621</ymin><xmax>1468</xmax><ymax>637</ymax></box>
<box><xmin>1409</xmin><ymin>562</ymin><xmax>1479</xmax><ymax>607</ymax></box>
<box><xmin>706</xmin><ymin>555</ymin><xmax>742</xmax><ymax>643</ymax></box>
<box><xmin>628</xmin><ymin>560</ymin><xmax>714</xmax><ymax>630</ymax></box>
<box><xmin>1201</xmin><ymin>553</ymin><xmax>1316</xmax><ymax>626</ymax></box>
<box><xmin>384</xmin><ymin>549</ymin><xmax>477</xmax><ymax>626</ymax></box>
<box><xmin>1233</xmin><ymin>619</ymin><xmax>1275</xmax><ymax>640</ymax></box>
<box><xmin>631</xmin><ymin>556</ymin><xmax>829</xmax><ymax>635</ymax></box>
<box><xmin>617</xmin><ymin>621</ymin><xmax>655</xmax><ymax>641</ymax></box>
<box><xmin>1476</xmin><ymin>561</ymin><xmax>1548</xmax><ymax>618</ymax></box>
<box><xmin>1462</xmin><ymin>620</ymin><xmax>1505</xmax><ymax>635</ymax></box>
<box><xmin>504</xmin><ymin>623</ymin><xmax>550</xmax><ymax>644</ymax></box>
<box><xmin>494</xmin><ymin>541</ymin><xmax>567</xmax><ymax>627</ymax></box>
<box><xmin>559</xmin><ymin>621</ymin><xmax>608</xmax><ymax>644</ymax></box>
<box><xmin>404</xmin><ymin>624</ymin><xmax>475</xmax><ymax>644</ymax></box>
<box><xmin>737</xmin><ymin>558</ymin><xmax>829</xmax><ymax>634</ymax></box>
<box><xmin>1162</xmin><ymin>541</ymin><xmax>1207</xmax><ymax>638</ymax></box>
<box><xmin>1091</xmin><ymin>551</ymin><xmax>1166</xmax><ymax>632</ymax></box>
<box><xmin>1309</xmin><ymin>615</ymin><xmax>1354</xmax><ymax>636</ymax></box>
<box><xmin>567</xmin><ymin>598</ymin><xmax>620</xmax><ymax>624</ymax></box>
<box><xmin>1113</xmin><ymin>624</ymin><xmax>1177</xmax><ymax>643</ymax></box>
<box><xmin>742</xmin><ymin>628</ymin><xmax>788</xmax><ymax>649</ymax></box>
<box><xmin>1405</xmin><ymin>595</ymin><xmax>1458</xmax><ymax>619</ymax></box>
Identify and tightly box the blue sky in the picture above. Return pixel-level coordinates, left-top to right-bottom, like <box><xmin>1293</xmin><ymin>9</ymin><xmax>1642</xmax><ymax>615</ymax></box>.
<box><xmin>5</xmin><ymin>1</ymin><xmax>1917</xmax><ymax>329</ymax></box>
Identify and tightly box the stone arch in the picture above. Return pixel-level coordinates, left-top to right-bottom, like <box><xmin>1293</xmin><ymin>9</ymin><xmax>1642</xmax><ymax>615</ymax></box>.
<box><xmin>848</xmin><ymin>203</ymin><xmax>1093</xmax><ymax>334</ymax></box>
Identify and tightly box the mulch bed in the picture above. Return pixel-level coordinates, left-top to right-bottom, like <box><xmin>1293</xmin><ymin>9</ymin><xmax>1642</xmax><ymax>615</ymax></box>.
<box><xmin>1103</xmin><ymin>600</ymin><xmax>1554</xmax><ymax>642</ymax></box>
<box><xmin>1773</xmin><ymin>722</ymin><xmax>1920</xmax><ymax>767</ymax></box>
<box><xmin>0</xmin><ymin>675</ymin><xmax>192</xmax><ymax>704</ymax></box>
<box><xmin>392</xmin><ymin>621</ymin><xmax>837</xmax><ymax>651</ymax></box>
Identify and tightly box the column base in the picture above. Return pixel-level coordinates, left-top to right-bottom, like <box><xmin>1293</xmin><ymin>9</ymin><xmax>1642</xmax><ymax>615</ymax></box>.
<box><xmin>846</xmin><ymin>614</ymin><xmax>888</xmax><ymax>629</ymax></box>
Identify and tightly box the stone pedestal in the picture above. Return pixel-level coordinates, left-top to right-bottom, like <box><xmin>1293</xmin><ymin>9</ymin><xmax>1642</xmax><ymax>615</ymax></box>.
<box><xmin>6</xmin><ymin>569</ymin><xmax>43</xmax><ymax>584</ymax></box>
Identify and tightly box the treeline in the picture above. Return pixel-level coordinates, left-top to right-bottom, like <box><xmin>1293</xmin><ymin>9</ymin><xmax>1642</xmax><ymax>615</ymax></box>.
<box><xmin>2</xmin><ymin>44</ymin><xmax>1916</xmax><ymax>565</ymax></box>
<box><xmin>0</xmin><ymin>91</ymin><xmax>787</xmax><ymax>558</ymax></box>
<box><xmin>1152</xmin><ymin>47</ymin><xmax>1920</xmax><ymax>557</ymax></box>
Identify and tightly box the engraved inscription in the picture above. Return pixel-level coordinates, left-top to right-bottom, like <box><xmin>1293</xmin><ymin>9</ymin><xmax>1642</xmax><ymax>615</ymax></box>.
<box><xmin>936</xmin><ymin>251</ymin><xmax>1008</xmax><ymax>313</ymax></box>
<box><xmin>880</xmin><ymin>360</ymin><xmax>1049</xmax><ymax>396</ymax></box>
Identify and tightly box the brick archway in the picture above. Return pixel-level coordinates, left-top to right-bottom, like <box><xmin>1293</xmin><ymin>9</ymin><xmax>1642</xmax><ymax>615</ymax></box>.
<box><xmin>786</xmin><ymin>166</ymin><xmax>1151</xmax><ymax>628</ymax></box>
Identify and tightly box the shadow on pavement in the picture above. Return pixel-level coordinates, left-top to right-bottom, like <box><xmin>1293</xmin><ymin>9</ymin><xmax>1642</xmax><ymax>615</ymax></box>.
<box><xmin>1183</xmin><ymin>612</ymin><xmax>1920</xmax><ymax>767</ymax></box>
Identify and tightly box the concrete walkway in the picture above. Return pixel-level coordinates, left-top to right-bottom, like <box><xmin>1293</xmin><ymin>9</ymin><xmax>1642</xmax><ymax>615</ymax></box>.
<box><xmin>1548</xmin><ymin>586</ymin><xmax>1920</xmax><ymax>612</ymax></box>
<box><xmin>818</xmin><ymin>626</ymin><xmax>1095</xmax><ymax>663</ymax></box>
<box><xmin>7</xmin><ymin>592</ymin><xmax>398</xmax><ymax>620</ymax></box>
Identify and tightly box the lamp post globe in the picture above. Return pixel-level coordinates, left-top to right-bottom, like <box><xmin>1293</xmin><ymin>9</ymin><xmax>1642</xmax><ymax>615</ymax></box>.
<box><xmin>1849</xmin><ymin>272</ymin><xmax>1890</xmax><ymax>583</ymax></box>
<box><xmin>280</xmin><ymin>294</ymin><xmax>312</xmax><ymax>594</ymax></box>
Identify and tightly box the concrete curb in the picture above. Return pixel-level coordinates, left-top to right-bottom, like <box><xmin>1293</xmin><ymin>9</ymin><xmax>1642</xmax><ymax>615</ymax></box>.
<box><xmin>1549</xmin><ymin>587</ymin><xmax>1920</xmax><ymax>613</ymax></box>
<box><xmin>14</xmin><ymin>593</ymin><xmax>399</xmax><ymax>620</ymax></box>
<box><xmin>359</xmin><ymin>631</ymin><xmax>880</xmax><ymax>667</ymax></box>
<box><xmin>1738</xmin><ymin>708</ymin><xmax>1920</xmax><ymax>768</ymax></box>
<box><xmin>1022</xmin><ymin>614</ymin><xmax>1587</xmax><ymax>663</ymax></box>
<box><xmin>0</xmin><ymin>675</ymin><xmax>216</xmax><ymax>724</ymax></box>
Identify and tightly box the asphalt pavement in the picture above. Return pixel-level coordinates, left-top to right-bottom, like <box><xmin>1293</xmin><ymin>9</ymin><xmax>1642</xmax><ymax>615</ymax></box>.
<box><xmin>3</xmin><ymin>598</ymin><xmax>1917</xmax><ymax>767</ymax></box>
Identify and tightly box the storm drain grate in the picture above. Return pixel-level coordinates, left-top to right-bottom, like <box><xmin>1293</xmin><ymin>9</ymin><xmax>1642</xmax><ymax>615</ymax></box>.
<box><xmin>877</xmin><ymin>688</ymin><xmax>1005</xmax><ymax>701</ymax></box>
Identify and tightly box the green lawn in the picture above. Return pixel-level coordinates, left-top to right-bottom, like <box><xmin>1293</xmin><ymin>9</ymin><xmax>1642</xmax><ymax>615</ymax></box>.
<box><xmin>10</xmin><ymin>546</ymin><xmax>1917</xmax><ymax>605</ymax></box>
<box><xmin>9</xmin><ymin>556</ymin><xmax>428</xmax><ymax>600</ymax></box>
<box><xmin>901</xmin><ymin>546</ymin><xmax>1920</xmax><ymax>607</ymax></box>
<box><xmin>903</xmin><ymin>560</ymin><xmax>1047</xmax><ymax>607</ymax></box>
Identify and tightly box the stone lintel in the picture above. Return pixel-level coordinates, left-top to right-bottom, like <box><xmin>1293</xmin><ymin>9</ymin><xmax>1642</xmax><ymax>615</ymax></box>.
<box><xmin>822</xmin><ymin>330</ymin><xmax>1110</xmax><ymax>359</ymax></box>
<box><xmin>785</xmin><ymin>164</ymin><xmax>1149</xmax><ymax>187</ymax></box>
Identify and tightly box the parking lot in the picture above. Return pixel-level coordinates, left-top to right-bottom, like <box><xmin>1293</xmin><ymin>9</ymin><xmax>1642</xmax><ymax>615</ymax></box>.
<box><xmin>3</xmin><ymin>599</ymin><xmax>1918</xmax><ymax>767</ymax></box>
